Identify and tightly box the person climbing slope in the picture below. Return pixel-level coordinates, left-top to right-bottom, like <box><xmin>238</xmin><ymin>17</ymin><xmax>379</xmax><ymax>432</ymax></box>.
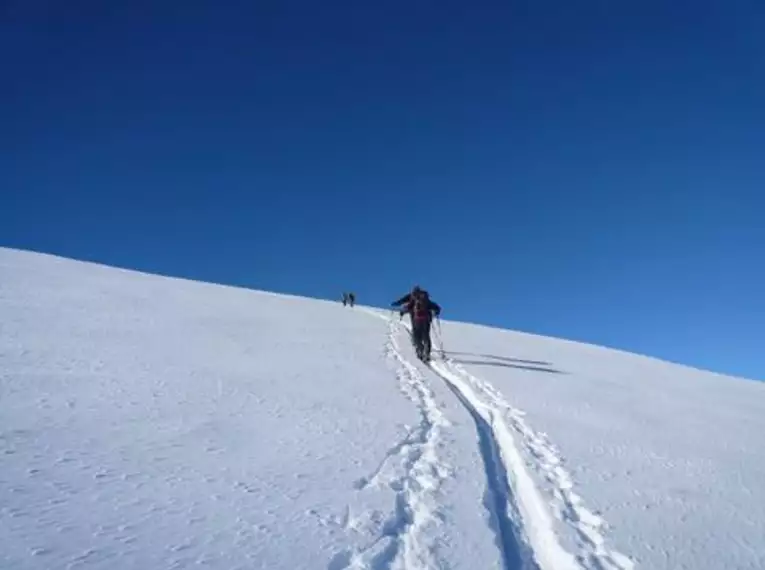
<box><xmin>391</xmin><ymin>285</ymin><xmax>428</xmax><ymax>316</ymax></box>
<box><xmin>391</xmin><ymin>286</ymin><xmax>441</xmax><ymax>361</ymax></box>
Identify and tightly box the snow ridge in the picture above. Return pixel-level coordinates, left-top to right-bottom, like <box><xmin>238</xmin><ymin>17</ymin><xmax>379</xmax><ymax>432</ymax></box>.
<box><xmin>333</xmin><ymin>318</ymin><xmax>451</xmax><ymax>569</ymax></box>
<box><xmin>431</xmin><ymin>353</ymin><xmax>635</xmax><ymax>570</ymax></box>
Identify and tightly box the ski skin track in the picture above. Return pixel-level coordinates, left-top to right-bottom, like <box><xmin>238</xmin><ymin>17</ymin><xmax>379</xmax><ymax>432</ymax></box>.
<box><xmin>438</xmin><ymin>368</ymin><xmax>539</xmax><ymax>570</ymax></box>
<box><xmin>376</xmin><ymin>312</ymin><xmax>574</xmax><ymax>570</ymax></box>
<box><xmin>361</xmin><ymin>310</ymin><xmax>634</xmax><ymax>570</ymax></box>
<box><xmin>434</xmin><ymin>358</ymin><xmax>635</xmax><ymax>570</ymax></box>
<box><xmin>381</xmin><ymin>313</ymin><xmax>536</xmax><ymax>570</ymax></box>
<box><xmin>334</xmin><ymin>314</ymin><xmax>451</xmax><ymax>570</ymax></box>
<box><xmin>430</xmin><ymin>360</ymin><xmax>579</xmax><ymax>570</ymax></box>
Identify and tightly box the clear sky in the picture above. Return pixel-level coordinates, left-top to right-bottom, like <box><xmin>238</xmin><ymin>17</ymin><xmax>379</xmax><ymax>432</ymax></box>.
<box><xmin>2</xmin><ymin>0</ymin><xmax>764</xmax><ymax>380</ymax></box>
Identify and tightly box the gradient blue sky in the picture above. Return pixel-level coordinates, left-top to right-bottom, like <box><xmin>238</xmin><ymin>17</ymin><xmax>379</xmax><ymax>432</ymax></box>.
<box><xmin>2</xmin><ymin>0</ymin><xmax>764</xmax><ymax>380</ymax></box>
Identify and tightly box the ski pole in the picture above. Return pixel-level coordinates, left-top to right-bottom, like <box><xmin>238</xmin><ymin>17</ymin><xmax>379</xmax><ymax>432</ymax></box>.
<box><xmin>436</xmin><ymin>317</ymin><xmax>445</xmax><ymax>357</ymax></box>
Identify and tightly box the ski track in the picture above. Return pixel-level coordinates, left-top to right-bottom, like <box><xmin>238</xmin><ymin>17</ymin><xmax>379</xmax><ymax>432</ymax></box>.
<box><xmin>353</xmin><ymin>311</ymin><xmax>634</xmax><ymax>570</ymax></box>
<box><xmin>430</xmin><ymin>343</ymin><xmax>635</xmax><ymax>570</ymax></box>
<box><xmin>438</xmin><ymin>369</ymin><xmax>538</xmax><ymax>570</ymax></box>
<box><xmin>332</xmin><ymin>316</ymin><xmax>450</xmax><ymax>570</ymax></box>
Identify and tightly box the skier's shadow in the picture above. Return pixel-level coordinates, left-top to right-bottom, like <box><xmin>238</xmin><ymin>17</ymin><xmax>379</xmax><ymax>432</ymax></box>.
<box><xmin>441</xmin><ymin>351</ymin><xmax>564</xmax><ymax>375</ymax></box>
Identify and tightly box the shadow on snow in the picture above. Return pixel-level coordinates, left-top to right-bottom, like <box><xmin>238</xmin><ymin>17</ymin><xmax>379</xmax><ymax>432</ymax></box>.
<box><xmin>441</xmin><ymin>352</ymin><xmax>564</xmax><ymax>375</ymax></box>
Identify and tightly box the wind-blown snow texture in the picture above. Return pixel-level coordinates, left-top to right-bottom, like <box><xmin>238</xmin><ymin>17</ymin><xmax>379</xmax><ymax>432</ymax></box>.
<box><xmin>2</xmin><ymin>248</ymin><xmax>765</xmax><ymax>570</ymax></box>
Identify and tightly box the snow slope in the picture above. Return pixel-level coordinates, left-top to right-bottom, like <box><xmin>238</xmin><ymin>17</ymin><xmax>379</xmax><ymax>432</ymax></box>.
<box><xmin>2</xmin><ymin>248</ymin><xmax>764</xmax><ymax>570</ymax></box>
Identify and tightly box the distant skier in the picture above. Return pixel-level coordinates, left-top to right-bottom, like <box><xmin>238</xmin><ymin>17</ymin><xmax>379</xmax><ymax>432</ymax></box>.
<box><xmin>342</xmin><ymin>292</ymin><xmax>356</xmax><ymax>307</ymax></box>
<box><xmin>391</xmin><ymin>286</ymin><xmax>441</xmax><ymax>361</ymax></box>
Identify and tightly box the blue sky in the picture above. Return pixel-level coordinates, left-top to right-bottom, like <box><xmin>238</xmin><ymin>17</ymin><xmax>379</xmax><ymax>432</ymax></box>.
<box><xmin>2</xmin><ymin>0</ymin><xmax>764</xmax><ymax>380</ymax></box>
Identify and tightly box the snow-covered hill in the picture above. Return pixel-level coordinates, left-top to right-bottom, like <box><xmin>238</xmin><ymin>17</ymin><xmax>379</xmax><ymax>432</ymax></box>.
<box><xmin>2</xmin><ymin>248</ymin><xmax>764</xmax><ymax>570</ymax></box>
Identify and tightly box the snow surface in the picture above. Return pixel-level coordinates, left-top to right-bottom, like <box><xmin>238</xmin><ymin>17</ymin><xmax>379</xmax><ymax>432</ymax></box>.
<box><xmin>2</xmin><ymin>247</ymin><xmax>765</xmax><ymax>570</ymax></box>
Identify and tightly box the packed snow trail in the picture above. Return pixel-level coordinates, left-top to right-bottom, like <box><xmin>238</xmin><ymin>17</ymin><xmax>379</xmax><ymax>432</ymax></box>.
<box><xmin>436</xmin><ymin>368</ymin><xmax>539</xmax><ymax>570</ymax></box>
<box><xmin>430</xmin><ymin>360</ymin><xmax>633</xmax><ymax>570</ymax></box>
<box><xmin>331</xmin><ymin>318</ymin><xmax>452</xmax><ymax>569</ymax></box>
<box><xmin>385</xmin><ymin>317</ymin><xmax>574</xmax><ymax>569</ymax></box>
<box><xmin>427</xmin><ymin>329</ymin><xmax>634</xmax><ymax>570</ymax></box>
<box><xmin>374</xmin><ymin>313</ymin><xmax>633</xmax><ymax>570</ymax></box>
<box><xmin>438</xmin><ymin>355</ymin><xmax>635</xmax><ymax>570</ymax></box>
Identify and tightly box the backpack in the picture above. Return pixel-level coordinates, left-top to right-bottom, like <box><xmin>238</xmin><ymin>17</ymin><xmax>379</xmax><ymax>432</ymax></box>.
<box><xmin>411</xmin><ymin>291</ymin><xmax>431</xmax><ymax>322</ymax></box>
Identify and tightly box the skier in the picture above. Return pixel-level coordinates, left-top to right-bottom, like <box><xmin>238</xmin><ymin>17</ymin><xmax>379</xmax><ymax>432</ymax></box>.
<box><xmin>391</xmin><ymin>286</ymin><xmax>441</xmax><ymax>361</ymax></box>
<box><xmin>391</xmin><ymin>285</ymin><xmax>422</xmax><ymax>313</ymax></box>
<box><xmin>342</xmin><ymin>292</ymin><xmax>356</xmax><ymax>307</ymax></box>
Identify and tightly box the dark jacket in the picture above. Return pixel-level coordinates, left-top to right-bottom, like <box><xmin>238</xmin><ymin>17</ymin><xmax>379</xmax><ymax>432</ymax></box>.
<box><xmin>392</xmin><ymin>291</ymin><xmax>441</xmax><ymax>322</ymax></box>
<box><xmin>392</xmin><ymin>290</ymin><xmax>433</xmax><ymax>307</ymax></box>
<box><xmin>391</xmin><ymin>293</ymin><xmax>415</xmax><ymax>307</ymax></box>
